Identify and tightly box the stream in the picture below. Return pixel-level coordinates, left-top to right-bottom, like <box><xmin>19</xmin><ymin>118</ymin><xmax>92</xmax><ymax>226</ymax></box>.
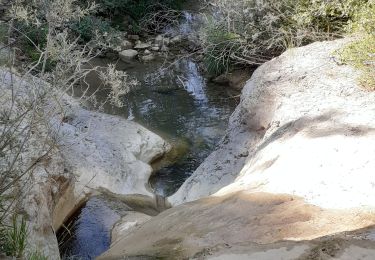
<box><xmin>57</xmin><ymin>10</ymin><xmax>238</xmax><ymax>260</ymax></box>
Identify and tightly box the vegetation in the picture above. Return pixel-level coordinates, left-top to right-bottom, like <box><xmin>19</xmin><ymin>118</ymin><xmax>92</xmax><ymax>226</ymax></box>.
<box><xmin>0</xmin><ymin>0</ymin><xmax>138</xmax><ymax>258</ymax></box>
<box><xmin>202</xmin><ymin>0</ymin><xmax>374</xmax><ymax>76</ymax></box>
<box><xmin>339</xmin><ymin>1</ymin><xmax>375</xmax><ymax>89</ymax></box>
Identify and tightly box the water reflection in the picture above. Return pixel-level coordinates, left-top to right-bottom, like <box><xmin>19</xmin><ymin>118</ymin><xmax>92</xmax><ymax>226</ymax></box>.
<box><xmin>79</xmin><ymin>56</ymin><xmax>237</xmax><ymax>197</ymax></box>
<box><xmin>57</xmin><ymin>198</ymin><xmax>120</xmax><ymax>259</ymax></box>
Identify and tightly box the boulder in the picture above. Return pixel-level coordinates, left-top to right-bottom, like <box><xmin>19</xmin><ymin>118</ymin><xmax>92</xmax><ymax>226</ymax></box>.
<box><xmin>51</xmin><ymin>95</ymin><xmax>171</xmax><ymax>229</ymax></box>
<box><xmin>119</xmin><ymin>49</ymin><xmax>138</xmax><ymax>62</ymax></box>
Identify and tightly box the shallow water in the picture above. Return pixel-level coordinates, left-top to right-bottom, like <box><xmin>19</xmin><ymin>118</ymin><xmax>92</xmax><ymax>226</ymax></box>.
<box><xmin>57</xmin><ymin>197</ymin><xmax>121</xmax><ymax>259</ymax></box>
<box><xmin>58</xmin><ymin>9</ymin><xmax>239</xmax><ymax>259</ymax></box>
<box><xmin>81</xmin><ymin>56</ymin><xmax>238</xmax><ymax>196</ymax></box>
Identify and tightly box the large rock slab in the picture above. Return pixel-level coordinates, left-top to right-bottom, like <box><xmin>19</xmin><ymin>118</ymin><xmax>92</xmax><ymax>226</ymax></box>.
<box><xmin>100</xmin><ymin>39</ymin><xmax>375</xmax><ymax>259</ymax></box>
<box><xmin>170</xmin><ymin>38</ymin><xmax>375</xmax><ymax>208</ymax></box>
<box><xmin>98</xmin><ymin>191</ymin><xmax>375</xmax><ymax>259</ymax></box>
<box><xmin>0</xmin><ymin>68</ymin><xmax>170</xmax><ymax>258</ymax></box>
<box><xmin>51</xmin><ymin>95</ymin><xmax>171</xmax><ymax>229</ymax></box>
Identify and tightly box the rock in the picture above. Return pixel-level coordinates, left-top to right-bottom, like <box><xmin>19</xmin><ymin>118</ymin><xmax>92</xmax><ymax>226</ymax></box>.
<box><xmin>170</xmin><ymin>35</ymin><xmax>182</xmax><ymax>44</ymax></box>
<box><xmin>163</xmin><ymin>37</ymin><xmax>170</xmax><ymax>46</ymax></box>
<box><xmin>141</xmin><ymin>54</ymin><xmax>155</xmax><ymax>62</ymax></box>
<box><xmin>134</xmin><ymin>42</ymin><xmax>151</xmax><ymax>49</ymax></box>
<box><xmin>155</xmin><ymin>35</ymin><xmax>170</xmax><ymax>47</ymax></box>
<box><xmin>160</xmin><ymin>45</ymin><xmax>169</xmax><ymax>52</ymax></box>
<box><xmin>119</xmin><ymin>49</ymin><xmax>138</xmax><ymax>62</ymax></box>
<box><xmin>151</xmin><ymin>46</ymin><xmax>160</xmax><ymax>51</ymax></box>
<box><xmin>51</xmin><ymin>94</ymin><xmax>171</xmax><ymax>229</ymax></box>
<box><xmin>212</xmin><ymin>69</ymin><xmax>253</xmax><ymax>90</ymax></box>
<box><xmin>121</xmin><ymin>40</ymin><xmax>133</xmax><ymax>50</ymax></box>
<box><xmin>171</xmin><ymin>38</ymin><xmax>375</xmax><ymax>207</ymax></box>
<box><xmin>0</xmin><ymin>68</ymin><xmax>171</xmax><ymax>258</ymax></box>
<box><xmin>155</xmin><ymin>35</ymin><xmax>163</xmax><ymax>46</ymax></box>
<box><xmin>128</xmin><ymin>35</ymin><xmax>139</xmax><ymax>41</ymax></box>
<box><xmin>99</xmin><ymin>39</ymin><xmax>375</xmax><ymax>260</ymax></box>
<box><xmin>111</xmin><ymin>212</ymin><xmax>152</xmax><ymax>244</ymax></box>
<box><xmin>98</xmin><ymin>192</ymin><xmax>375</xmax><ymax>259</ymax></box>
<box><xmin>144</xmin><ymin>49</ymin><xmax>151</xmax><ymax>55</ymax></box>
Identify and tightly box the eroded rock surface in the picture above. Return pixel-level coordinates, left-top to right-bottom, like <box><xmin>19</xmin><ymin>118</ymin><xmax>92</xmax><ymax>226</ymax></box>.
<box><xmin>170</xmin><ymin>38</ymin><xmax>375</xmax><ymax>207</ymax></box>
<box><xmin>0</xmin><ymin>69</ymin><xmax>170</xmax><ymax>259</ymax></box>
<box><xmin>100</xmin><ymin>39</ymin><xmax>375</xmax><ymax>259</ymax></box>
<box><xmin>51</xmin><ymin>95</ymin><xmax>171</xmax><ymax>229</ymax></box>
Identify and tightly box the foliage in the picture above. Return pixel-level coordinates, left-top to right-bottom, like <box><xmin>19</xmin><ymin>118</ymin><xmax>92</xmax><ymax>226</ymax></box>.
<box><xmin>94</xmin><ymin>0</ymin><xmax>184</xmax><ymax>21</ymax></box>
<box><xmin>1</xmin><ymin>216</ymin><xmax>28</xmax><ymax>258</ymax></box>
<box><xmin>28</xmin><ymin>250</ymin><xmax>48</xmax><ymax>260</ymax></box>
<box><xmin>0</xmin><ymin>0</ymin><xmax>138</xmax><ymax>257</ymax></box>
<box><xmin>202</xmin><ymin>23</ymin><xmax>242</xmax><ymax>75</ymax></box>
<box><xmin>70</xmin><ymin>15</ymin><xmax>113</xmax><ymax>42</ymax></box>
<box><xmin>339</xmin><ymin>1</ymin><xmax>375</xmax><ymax>89</ymax></box>
<box><xmin>202</xmin><ymin>0</ymin><xmax>372</xmax><ymax>76</ymax></box>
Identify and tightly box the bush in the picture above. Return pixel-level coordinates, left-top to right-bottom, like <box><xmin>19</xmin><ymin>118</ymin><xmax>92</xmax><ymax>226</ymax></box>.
<box><xmin>202</xmin><ymin>0</ymin><xmax>372</xmax><ymax>76</ymax></box>
<box><xmin>94</xmin><ymin>0</ymin><xmax>184</xmax><ymax>20</ymax></box>
<box><xmin>70</xmin><ymin>15</ymin><xmax>114</xmax><ymax>42</ymax></box>
<box><xmin>1</xmin><ymin>216</ymin><xmax>27</xmax><ymax>258</ymax></box>
<box><xmin>339</xmin><ymin>1</ymin><xmax>375</xmax><ymax>89</ymax></box>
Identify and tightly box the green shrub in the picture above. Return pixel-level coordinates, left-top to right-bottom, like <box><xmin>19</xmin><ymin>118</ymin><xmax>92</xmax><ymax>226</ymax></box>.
<box><xmin>16</xmin><ymin>22</ymin><xmax>48</xmax><ymax>49</ymax></box>
<box><xmin>29</xmin><ymin>251</ymin><xmax>48</xmax><ymax>260</ymax></box>
<box><xmin>70</xmin><ymin>15</ymin><xmax>113</xmax><ymax>42</ymax></box>
<box><xmin>94</xmin><ymin>0</ymin><xmax>184</xmax><ymax>20</ymax></box>
<box><xmin>1</xmin><ymin>215</ymin><xmax>28</xmax><ymax>258</ymax></box>
<box><xmin>202</xmin><ymin>0</ymin><xmax>372</xmax><ymax>76</ymax></box>
<box><xmin>339</xmin><ymin>1</ymin><xmax>375</xmax><ymax>89</ymax></box>
<box><xmin>202</xmin><ymin>23</ymin><xmax>243</xmax><ymax>75</ymax></box>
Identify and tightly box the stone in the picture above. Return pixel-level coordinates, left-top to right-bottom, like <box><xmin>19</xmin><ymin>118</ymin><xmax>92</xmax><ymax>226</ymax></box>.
<box><xmin>170</xmin><ymin>35</ymin><xmax>182</xmax><ymax>44</ymax></box>
<box><xmin>151</xmin><ymin>46</ymin><xmax>160</xmax><ymax>51</ymax></box>
<box><xmin>121</xmin><ymin>40</ymin><xmax>133</xmax><ymax>50</ymax></box>
<box><xmin>144</xmin><ymin>49</ymin><xmax>151</xmax><ymax>55</ymax></box>
<box><xmin>155</xmin><ymin>35</ymin><xmax>170</xmax><ymax>47</ymax></box>
<box><xmin>128</xmin><ymin>35</ymin><xmax>139</xmax><ymax>41</ymax></box>
<box><xmin>155</xmin><ymin>35</ymin><xmax>163</xmax><ymax>46</ymax></box>
<box><xmin>119</xmin><ymin>49</ymin><xmax>138</xmax><ymax>62</ymax></box>
<box><xmin>160</xmin><ymin>45</ymin><xmax>169</xmax><ymax>52</ymax></box>
<box><xmin>141</xmin><ymin>54</ymin><xmax>155</xmax><ymax>62</ymax></box>
<box><xmin>134</xmin><ymin>42</ymin><xmax>151</xmax><ymax>49</ymax></box>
